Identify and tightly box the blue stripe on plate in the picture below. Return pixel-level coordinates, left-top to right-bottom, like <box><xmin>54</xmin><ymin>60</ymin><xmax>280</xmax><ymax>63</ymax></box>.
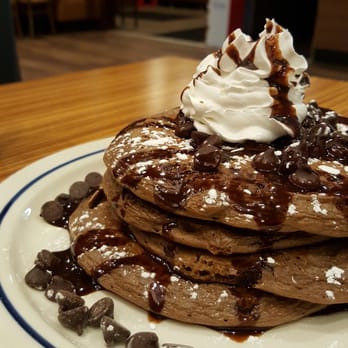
<box><xmin>0</xmin><ymin>148</ymin><xmax>104</xmax><ymax>348</ymax></box>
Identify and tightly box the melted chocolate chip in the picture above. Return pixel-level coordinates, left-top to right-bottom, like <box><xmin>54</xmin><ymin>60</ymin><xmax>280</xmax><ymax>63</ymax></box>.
<box><xmin>175</xmin><ymin>112</ymin><xmax>195</xmax><ymax>139</ymax></box>
<box><xmin>326</xmin><ymin>132</ymin><xmax>348</xmax><ymax>164</ymax></box>
<box><xmin>154</xmin><ymin>181</ymin><xmax>185</xmax><ymax>209</ymax></box>
<box><xmin>289</xmin><ymin>167</ymin><xmax>321</xmax><ymax>192</ymax></box>
<box><xmin>204</xmin><ymin>134</ymin><xmax>222</xmax><ymax>147</ymax></box>
<box><xmin>307</xmin><ymin>122</ymin><xmax>333</xmax><ymax>158</ymax></box>
<box><xmin>252</xmin><ymin>148</ymin><xmax>280</xmax><ymax>173</ymax></box>
<box><xmin>194</xmin><ymin>143</ymin><xmax>221</xmax><ymax>172</ymax></box>
<box><xmin>279</xmin><ymin>141</ymin><xmax>308</xmax><ymax>174</ymax></box>
<box><xmin>190</xmin><ymin>130</ymin><xmax>210</xmax><ymax>147</ymax></box>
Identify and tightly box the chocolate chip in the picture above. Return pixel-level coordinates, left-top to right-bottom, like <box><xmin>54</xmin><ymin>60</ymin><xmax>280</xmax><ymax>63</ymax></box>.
<box><xmin>175</xmin><ymin>112</ymin><xmax>195</xmax><ymax>138</ymax></box>
<box><xmin>289</xmin><ymin>167</ymin><xmax>321</xmax><ymax>191</ymax></box>
<box><xmin>25</xmin><ymin>266</ymin><xmax>51</xmax><ymax>290</ymax></box>
<box><xmin>45</xmin><ymin>275</ymin><xmax>75</xmax><ymax>301</ymax></box>
<box><xmin>100</xmin><ymin>316</ymin><xmax>130</xmax><ymax>345</ymax></box>
<box><xmin>326</xmin><ymin>132</ymin><xmax>348</xmax><ymax>164</ymax></box>
<box><xmin>310</xmin><ymin>122</ymin><xmax>333</xmax><ymax>138</ymax></box>
<box><xmin>194</xmin><ymin>143</ymin><xmax>221</xmax><ymax>172</ymax></box>
<box><xmin>40</xmin><ymin>200</ymin><xmax>64</xmax><ymax>223</ymax></box>
<box><xmin>85</xmin><ymin>172</ymin><xmax>102</xmax><ymax>189</ymax></box>
<box><xmin>203</xmin><ymin>134</ymin><xmax>222</xmax><ymax>147</ymax></box>
<box><xmin>322</xmin><ymin>111</ymin><xmax>338</xmax><ymax>130</ymax></box>
<box><xmin>56</xmin><ymin>290</ymin><xmax>85</xmax><ymax>311</ymax></box>
<box><xmin>252</xmin><ymin>148</ymin><xmax>280</xmax><ymax>173</ymax></box>
<box><xmin>191</xmin><ymin>130</ymin><xmax>209</xmax><ymax>147</ymax></box>
<box><xmin>69</xmin><ymin>181</ymin><xmax>90</xmax><ymax>201</ymax></box>
<box><xmin>279</xmin><ymin>141</ymin><xmax>308</xmax><ymax>174</ymax></box>
<box><xmin>154</xmin><ymin>182</ymin><xmax>185</xmax><ymax>209</ymax></box>
<box><xmin>126</xmin><ymin>332</ymin><xmax>159</xmax><ymax>348</ymax></box>
<box><xmin>35</xmin><ymin>249</ymin><xmax>61</xmax><ymax>270</ymax></box>
<box><xmin>88</xmin><ymin>297</ymin><xmax>114</xmax><ymax>327</ymax></box>
<box><xmin>55</xmin><ymin>193</ymin><xmax>71</xmax><ymax>205</ymax></box>
<box><xmin>307</xmin><ymin>123</ymin><xmax>333</xmax><ymax>158</ymax></box>
<box><xmin>58</xmin><ymin>305</ymin><xmax>89</xmax><ymax>335</ymax></box>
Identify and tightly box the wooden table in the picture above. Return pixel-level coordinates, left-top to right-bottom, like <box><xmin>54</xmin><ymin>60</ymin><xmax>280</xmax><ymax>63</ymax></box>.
<box><xmin>1</xmin><ymin>56</ymin><xmax>348</xmax><ymax>182</ymax></box>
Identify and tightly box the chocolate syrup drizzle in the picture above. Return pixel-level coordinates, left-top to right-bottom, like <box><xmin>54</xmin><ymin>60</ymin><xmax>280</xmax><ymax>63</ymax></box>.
<box><xmin>111</xmin><ymin>103</ymin><xmax>347</xmax><ymax>231</ymax></box>
<box><xmin>192</xmin><ymin>19</ymin><xmax>306</xmax><ymax>138</ymax></box>
<box><xmin>41</xmin><ymin>159</ymin><xmax>347</xmax><ymax>333</ymax></box>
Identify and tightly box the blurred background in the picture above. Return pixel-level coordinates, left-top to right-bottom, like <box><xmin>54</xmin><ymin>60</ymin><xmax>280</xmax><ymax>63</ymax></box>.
<box><xmin>1</xmin><ymin>0</ymin><xmax>348</xmax><ymax>84</ymax></box>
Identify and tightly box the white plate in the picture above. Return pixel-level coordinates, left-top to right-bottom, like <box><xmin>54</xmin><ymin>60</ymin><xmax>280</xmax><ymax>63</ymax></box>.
<box><xmin>1</xmin><ymin>138</ymin><xmax>347</xmax><ymax>348</ymax></box>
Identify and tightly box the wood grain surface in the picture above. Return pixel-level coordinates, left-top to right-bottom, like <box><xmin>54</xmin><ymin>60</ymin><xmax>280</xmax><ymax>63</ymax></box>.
<box><xmin>1</xmin><ymin>56</ymin><xmax>348</xmax><ymax>182</ymax></box>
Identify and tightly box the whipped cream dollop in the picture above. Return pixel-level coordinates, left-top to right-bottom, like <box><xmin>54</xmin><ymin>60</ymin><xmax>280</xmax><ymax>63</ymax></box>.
<box><xmin>180</xmin><ymin>19</ymin><xmax>310</xmax><ymax>143</ymax></box>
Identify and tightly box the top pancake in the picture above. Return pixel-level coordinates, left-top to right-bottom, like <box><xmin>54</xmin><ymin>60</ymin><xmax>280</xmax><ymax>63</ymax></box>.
<box><xmin>104</xmin><ymin>103</ymin><xmax>348</xmax><ymax>235</ymax></box>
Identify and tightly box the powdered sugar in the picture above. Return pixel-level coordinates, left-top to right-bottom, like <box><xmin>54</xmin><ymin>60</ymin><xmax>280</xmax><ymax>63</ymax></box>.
<box><xmin>205</xmin><ymin>189</ymin><xmax>218</xmax><ymax>204</ymax></box>
<box><xmin>203</xmin><ymin>189</ymin><xmax>229</xmax><ymax>207</ymax></box>
<box><xmin>318</xmin><ymin>165</ymin><xmax>340</xmax><ymax>175</ymax></box>
<box><xmin>217</xmin><ymin>290</ymin><xmax>229</xmax><ymax>303</ymax></box>
<box><xmin>287</xmin><ymin>203</ymin><xmax>297</xmax><ymax>215</ymax></box>
<box><xmin>141</xmin><ymin>270</ymin><xmax>156</xmax><ymax>279</ymax></box>
<box><xmin>98</xmin><ymin>245</ymin><xmax>128</xmax><ymax>260</ymax></box>
<box><xmin>266</xmin><ymin>257</ymin><xmax>276</xmax><ymax>264</ymax></box>
<box><xmin>230</xmin><ymin>155</ymin><xmax>252</xmax><ymax>169</ymax></box>
<box><xmin>325</xmin><ymin>290</ymin><xmax>335</xmax><ymax>300</ymax></box>
<box><xmin>311</xmin><ymin>194</ymin><xmax>328</xmax><ymax>215</ymax></box>
<box><xmin>325</xmin><ymin>266</ymin><xmax>345</xmax><ymax>286</ymax></box>
<box><xmin>69</xmin><ymin>209</ymin><xmax>106</xmax><ymax>234</ymax></box>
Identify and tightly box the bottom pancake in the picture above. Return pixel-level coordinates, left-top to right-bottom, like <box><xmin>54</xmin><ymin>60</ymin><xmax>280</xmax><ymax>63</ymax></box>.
<box><xmin>69</xmin><ymin>194</ymin><xmax>325</xmax><ymax>329</ymax></box>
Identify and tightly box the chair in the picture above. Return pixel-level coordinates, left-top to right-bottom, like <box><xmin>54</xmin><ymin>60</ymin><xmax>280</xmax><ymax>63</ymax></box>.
<box><xmin>0</xmin><ymin>0</ymin><xmax>21</xmax><ymax>83</ymax></box>
<box><xmin>17</xmin><ymin>0</ymin><xmax>56</xmax><ymax>37</ymax></box>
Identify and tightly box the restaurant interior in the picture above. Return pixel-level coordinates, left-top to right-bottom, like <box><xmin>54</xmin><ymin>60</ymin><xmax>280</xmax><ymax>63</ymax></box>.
<box><xmin>1</xmin><ymin>0</ymin><xmax>348</xmax><ymax>84</ymax></box>
<box><xmin>1</xmin><ymin>3</ymin><xmax>348</xmax><ymax>345</ymax></box>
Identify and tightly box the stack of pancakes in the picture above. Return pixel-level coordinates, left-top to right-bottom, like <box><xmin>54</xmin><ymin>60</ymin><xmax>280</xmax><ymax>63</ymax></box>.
<box><xmin>69</xmin><ymin>102</ymin><xmax>348</xmax><ymax>329</ymax></box>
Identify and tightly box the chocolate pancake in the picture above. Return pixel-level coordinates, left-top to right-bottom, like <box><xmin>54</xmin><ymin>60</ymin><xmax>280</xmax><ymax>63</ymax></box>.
<box><xmin>69</xmin><ymin>195</ymin><xmax>325</xmax><ymax>328</ymax></box>
<box><xmin>103</xmin><ymin>103</ymin><xmax>348</xmax><ymax>236</ymax></box>
<box><xmin>103</xmin><ymin>169</ymin><xmax>328</xmax><ymax>255</ymax></box>
<box><xmin>129</xmin><ymin>227</ymin><xmax>348</xmax><ymax>304</ymax></box>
